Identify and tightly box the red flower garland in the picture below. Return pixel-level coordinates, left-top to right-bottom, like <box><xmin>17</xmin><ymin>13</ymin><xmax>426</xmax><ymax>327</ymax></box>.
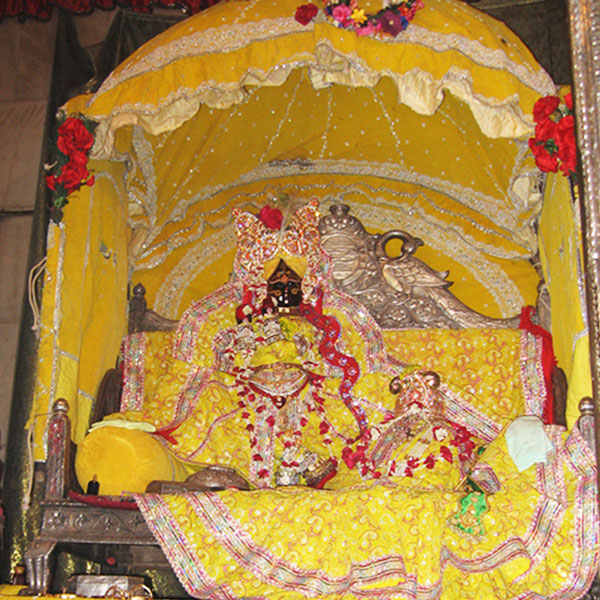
<box><xmin>528</xmin><ymin>93</ymin><xmax>577</xmax><ymax>177</ymax></box>
<box><xmin>45</xmin><ymin>114</ymin><xmax>98</xmax><ymax>223</ymax></box>
<box><xmin>298</xmin><ymin>301</ymin><xmax>366</xmax><ymax>438</ymax></box>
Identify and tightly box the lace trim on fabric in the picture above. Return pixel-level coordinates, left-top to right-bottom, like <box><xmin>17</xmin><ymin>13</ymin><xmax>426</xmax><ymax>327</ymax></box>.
<box><xmin>87</xmin><ymin>16</ymin><xmax>555</xmax><ymax>157</ymax></box>
<box><xmin>325</xmin><ymin>287</ymin><xmax>387</xmax><ymax>373</ymax></box>
<box><xmin>519</xmin><ymin>331</ymin><xmax>546</xmax><ymax>417</ymax></box>
<box><xmin>173</xmin><ymin>283</ymin><xmax>238</xmax><ymax>362</ymax></box>
<box><xmin>136</xmin><ymin>450</ymin><xmax>598</xmax><ymax>600</ymax></box>
<box><xmin>400</xmin><ymin>25</ymin><xmax>554</xmax><ymax>94</ymax></box>
<box><xmin>164</xmin><ymin>490</ymin><xmax>439</xmax><ymax>598</ymax></box>
<box><xmin>98</xmin><ymin>18</ymin><xmax>311</xmax><ymax>96</ymax></box>
<box><xmin>121</xmin><ymin>333</ymin><xmax>147</xmax><ymax>411</ymax></box>
<box><xmin>135</xmin><ymin>494</ymin><xmax>236</xmax><ymax>600</ymax></box>
<box><xmin>558</xmin><ymin>427</ymin><xmax>600</xmax><ymax>596</ymax></box>
<box><xmin>90</xmin><ymin>63</ymin><xmax>532</xmax><ymax>158</ymax></box>
<box><xmin>128</xmin><ymin>155</ymin><xmax>538</xmax><ymax>262</ymax></box>
<box><xmin>131</xmin><ymin>182</ymin><xmax>527</xmax><ymax>319</ymax></box>
<box><xmin>98</xmin><ymin>17</ymin><xmax>553</xmax><ymax>102</ymax></box>
<box><xmin>441</xmin><ymin>387</ymin><xmax>501</xmax><ymax>442</ymax></box>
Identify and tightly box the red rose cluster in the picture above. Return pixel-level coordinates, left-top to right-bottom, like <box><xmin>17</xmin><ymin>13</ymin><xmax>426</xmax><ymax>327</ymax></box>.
<box><xmin>528</xmin><ymin>94</ymin><xmax>577</xmax><ymax>177</ymax></box>
<box><xmin>46</xmin><ymin>115</ymin><xmax>97</xmax><ymax>221</ymax></box>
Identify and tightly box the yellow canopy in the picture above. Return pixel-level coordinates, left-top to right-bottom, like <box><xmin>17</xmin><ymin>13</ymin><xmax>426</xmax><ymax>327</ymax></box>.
<box><xmin>61</xmin><ymin>0</ymin><xmax>557</xmax><ymax>317</ymax></box>
<box><xmin>32</xmin><ymin>0</ymin><xmax>590</xmax><ymax>459</ymax></box>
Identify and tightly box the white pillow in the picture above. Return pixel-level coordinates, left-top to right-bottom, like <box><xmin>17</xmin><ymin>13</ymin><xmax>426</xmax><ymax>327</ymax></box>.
<box><xmin>504</xmin><ymin>416</ymin><xmax>553</xmax><ymax>471</ymax></box>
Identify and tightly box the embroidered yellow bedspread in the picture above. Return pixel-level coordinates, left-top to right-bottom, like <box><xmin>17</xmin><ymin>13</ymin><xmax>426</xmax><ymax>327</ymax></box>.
<box><xmin>136</xmin><ymin>426</ymin><xmax>597</xmax><ymax>600</ymax></box>
<box><xmin>78</xmin><ymin>304</ymin><xmax>598</xmax><ymax>599</ymax></box>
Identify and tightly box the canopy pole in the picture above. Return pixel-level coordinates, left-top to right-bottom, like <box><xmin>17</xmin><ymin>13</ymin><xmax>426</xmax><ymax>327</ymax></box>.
<box><xmin>567</xmin><ymin>0</ymin><xmax>600</xmax><ymax>468</ymax></box>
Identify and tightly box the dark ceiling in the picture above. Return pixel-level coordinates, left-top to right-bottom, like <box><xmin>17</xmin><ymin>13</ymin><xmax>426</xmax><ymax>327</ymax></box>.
<box><xmin>477</xmin><ymin>0</ymin><xmax>571</xmax><ymax>84</ymax></box>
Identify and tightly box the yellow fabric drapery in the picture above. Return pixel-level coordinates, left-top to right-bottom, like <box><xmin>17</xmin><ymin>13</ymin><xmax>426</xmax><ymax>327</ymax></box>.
<box><xmin>538</xmin><ymin>172</ymin><xmax>592</xmax><ymax>428</ymax></box>
<box><xmin>31</xmin><ymin>160</ymin><xmax>129</xmax><ymax>457</ymax></box>
<box><xmin>33</xmin><ymin>0</ymin><xmax>581</xmax><ymax>460</ymax></box>
<box><xmin>135</xmin><ymin>425</ymin><xmax>597</xmax><ymax>600</ymax></box>
<box><xmin>61</xmin><ymin>0</ymin><xmax>553</xmax><ymax>323</ymax></box>
<box><xmin>25</xmin><ymin>4</ymin><xmax>599</xmax><ymax>596</ymax></box>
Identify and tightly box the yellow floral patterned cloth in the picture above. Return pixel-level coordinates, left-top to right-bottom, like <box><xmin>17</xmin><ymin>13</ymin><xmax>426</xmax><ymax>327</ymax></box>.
<box><xmin>72</xmin><ymin>281</ymin><xmax>598</xmax><ymax>599</ymax></box>
<box><xmin>136</xmin><ymin>426</ymin><xmax>597</xmax><ymax>600</ymax></box>
<box><xmin>77</xmin><ymin>287</ymin><xmax>544</xmax><ymax>494</ymax></box>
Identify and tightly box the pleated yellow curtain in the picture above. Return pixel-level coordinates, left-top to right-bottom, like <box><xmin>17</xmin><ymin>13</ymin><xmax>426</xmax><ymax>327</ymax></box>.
<box><xmin>31</xmin><ymin>159</ymin><xmax>129</xmax><ymax>458</ymax></box>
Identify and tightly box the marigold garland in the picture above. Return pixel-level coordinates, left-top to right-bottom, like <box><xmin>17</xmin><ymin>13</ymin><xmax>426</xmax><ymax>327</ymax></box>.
<box><xmin>295</xmin><ymin>0</ymin><xmax>424</xmax><ymax>37</ymax></box>
<box><xmin>45</xmin><ymin>112</ymin><xmax>98</xmax><ymax>223</ymax></box>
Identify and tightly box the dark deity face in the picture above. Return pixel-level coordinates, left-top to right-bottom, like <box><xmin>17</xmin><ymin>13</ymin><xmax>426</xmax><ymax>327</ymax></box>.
<box><xmin>266</xmin><ymin>260</ymin><xmax>303</xmax><ymax>311</ymax></box>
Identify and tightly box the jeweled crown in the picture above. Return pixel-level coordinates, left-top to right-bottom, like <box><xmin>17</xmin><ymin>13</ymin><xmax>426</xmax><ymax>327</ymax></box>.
<box><xmin>232</xmin><ymin>198</ymin><xmax>325</xmax><ymax>305</ymax></box>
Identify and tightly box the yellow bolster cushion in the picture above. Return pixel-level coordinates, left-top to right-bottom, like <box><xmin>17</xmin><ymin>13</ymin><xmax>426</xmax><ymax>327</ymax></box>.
<box><xmin>75</xmin><ymin>426</ymin><xmax>190</xmax><ymax>496</ymax></box>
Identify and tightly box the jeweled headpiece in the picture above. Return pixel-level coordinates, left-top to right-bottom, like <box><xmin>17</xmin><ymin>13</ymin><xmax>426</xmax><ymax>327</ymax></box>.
<box><xmin>232</xmin><ymin>198</ymin><xmax>325</xmax><ymax>306</ymax></box>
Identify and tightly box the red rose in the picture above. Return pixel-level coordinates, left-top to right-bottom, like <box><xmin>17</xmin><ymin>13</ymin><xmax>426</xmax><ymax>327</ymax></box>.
<box><xmin>57</xmin><ymin>160</ymin><xmax>90</xmax><ymax>194</ymax></box>
<box><xmin>529</xmin><ymin>139</ymin><xmax>559</xmax><ymax>173</ymax></box>
<box><xmin>565</xmin><ymin>92</ymin><xmax>573</xmax><ymax>111</ymax></box>
<box><xmin>258</xmin><ymin>205</ymin><xmax>283</xmax><ymax>230</ymax></box>
<box><xmin>57</xmin><ymin>117</ymin><xmax>95</xmax><ymax>154</ymax></box>
<box><xmin>559</xmin><ymin>152</ymin><xmax>577</xmax><ymax>176</ymax></box>
<box><xmin>295</xmin><ymin>3</ymin><xmax>318</xmax><ymax>25</ymax></box>
<box><xmin>533</xmin><ymin>96</ymin><xmax>560</xmax><ymax>123</ymax></box>
<box><xmin>555</xmin><ymin>115</ymin><xmax>577</xmax><ymax>175</ymax></box>
<box><xmin>534</xmin><ymin>117</ymin><xmax>557</xmax><ymax>142</ymax></box>
<box><xmin>558</xmin><ymin>142</ymin><xmax>577</xmax><ymax>175</ymax></box>
<box><xmin>46</xmin><ymin>174</ymin><xmax>57</xmax><ymax>191</ymax></box>
<box><xmin>555</xmin><ymin>115</ymin><xmax>575</xmax><ymax>148</ymax></box>
<box><xmin>535</xmin><ymin>152</ymin><xmax>559</xmax><ymax>173</ymax></box>
<box><xmin>69</xmin><ymin>149</ymin><xmax>89</xmax><ymax>167</ymax></box>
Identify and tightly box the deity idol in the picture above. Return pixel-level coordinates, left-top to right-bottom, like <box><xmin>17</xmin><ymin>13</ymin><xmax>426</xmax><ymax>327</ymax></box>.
<box><xmin>75</xmin><ymin>199</ymin><xmax>482</xmax><ymax>495</ymax></box>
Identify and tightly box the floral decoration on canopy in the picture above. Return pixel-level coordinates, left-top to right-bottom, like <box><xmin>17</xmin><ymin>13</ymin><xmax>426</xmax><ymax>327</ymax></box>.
<box><xmin>528</xmin><ymin>93</ymin><xmax>577</xmax><ymax>178</ymax></box>
<box><xmin>295</xmin><ymin>0</ymin><xmax>424</xmax><ymax>37</ymax></box>
<box><xmin>45</xmin><ymin>113</ymin><xmax>97</xmax><ymax>223</ymax></box>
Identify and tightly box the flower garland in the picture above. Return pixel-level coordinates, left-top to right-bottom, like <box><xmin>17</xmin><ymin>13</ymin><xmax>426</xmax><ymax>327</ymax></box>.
<box><xmin>528</xmin><ymin>93</ymin><xmax>577</xmax><ymax>177</ymax></box>
<box><xmin>344</xmin><ymin>411</ymin><xmax>476</xmax><ymax>480</ymax></box>
<box><xmin>45</xmin><ymin>113</ymin><xmax>97</xmax><ymax>223</ymax></box>
<box><xmin>298</xmin><ymin>301</ymin><xmax>366</xmax><ymax>438</ymax></box>
<box><xmin>341</xmin><ymin>369</ymin><xmax>477</xmax><ymax>480</ymax></box>
<box><xmin>295</xmin><ymin>0</ymin><xmax>424</xmax><ymax>38</ymax></box>
<box><xmin>233</xmin><ymin>363</ymin><xmax>337</xmax><ymax>486</ymax></box>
